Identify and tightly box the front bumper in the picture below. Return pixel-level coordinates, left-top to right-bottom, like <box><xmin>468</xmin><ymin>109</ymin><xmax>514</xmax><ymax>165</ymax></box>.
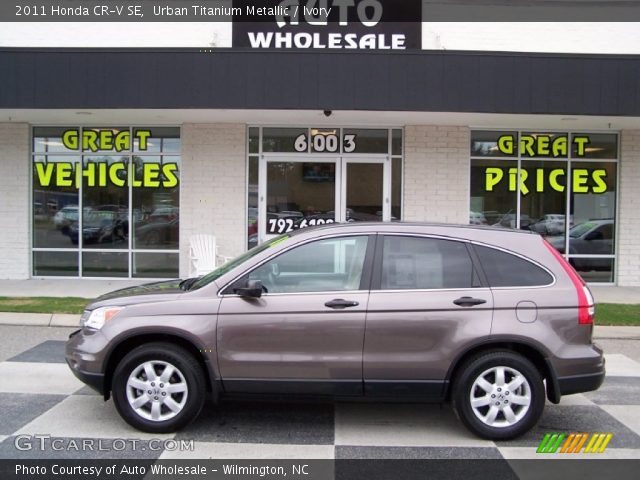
<box><xmin>65</xmin><ymin>328</ymin><xmax>109</xmax><ymax>397</ymax></box>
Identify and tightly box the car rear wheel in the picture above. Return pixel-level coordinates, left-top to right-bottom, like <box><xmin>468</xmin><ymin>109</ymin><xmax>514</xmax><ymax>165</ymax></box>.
<box><xmin>112</xmin><ymin>342</ymin><xmax>206</xmax><ymax>433</ymax></box>
<box><xmin>452</xmin><ymin>351</ymin><xmax>545</xmax><ymax>440</ymax></box>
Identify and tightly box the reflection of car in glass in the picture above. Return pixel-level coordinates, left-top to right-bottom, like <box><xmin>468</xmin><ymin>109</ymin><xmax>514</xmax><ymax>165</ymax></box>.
<box><xmin>469</xmin><ymin>211</ymin><xmax>487</xmax><ymax>225</ymax></box>
<box><xmin>546</xmin><ymin>220</ymin><xmax>614</xmax><ymax>271</ymax></box>
<box><xmin>136</xmin><ymin>218</ymin><xmax>179</xmax><ymax>246</ymax></box>
<box><xmin>530</xmin><ymin>214</ymin><xmax>572</xmax><ymax>235</ymax></box>
<box><xmin>67</xmin><ymin>223</ymin><xmax>604</xmax><ymax>441</ymax></box>
<box><xmin>53</xmin><ymin>206</ymin><xmax>80</xmax><ymax>229</ymax></box>
<box><xmin>493</xmin><ymin>214</ymin><xmax>533</xmax><ymax>230</ymax></box>
<box><xmin>67</xmin><ymin>210</ymin><xmax>128</xmax><ymax>245</ymax></box>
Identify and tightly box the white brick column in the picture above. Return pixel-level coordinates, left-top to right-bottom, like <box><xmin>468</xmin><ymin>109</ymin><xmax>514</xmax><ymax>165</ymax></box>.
<box><xmin>403</xmin><ymin>125</ymin><xmax>470</xmax><ymax>224</ymax></box>
<box><xmin>618</xmin><ymin>130</ymin><xmax>640</xmax><ymax>286</ymax></box>
<box><xmin>180</xmin><ymin>124</ymin><xmax>246</xmax><ymax>277</ymax></box>
<box><xmin>0</xmin><ymin>123</ymin><xmax>30</xmax><ymax>279</ymax></box>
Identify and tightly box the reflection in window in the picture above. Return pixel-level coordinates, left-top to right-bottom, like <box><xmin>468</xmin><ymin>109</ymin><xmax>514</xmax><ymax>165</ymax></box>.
<box><xmin>248</xmin><ymin>236</ymin><xmax>369</xmax><ymax>294</ymax></box>
<box><xmin>469</xmin><ymin>130</ymin><xmax>618</xmax><ymax>283</ymax></box>
<box><xmin>470</xmin><ymin>159</ymin><xmax>517</xmax><ymax>227</ymax></box>
<box><xmin>32</xmin><ymin>127</ymin><xmax>181</xmax><ymax>278</ymax></box>
<box><xmin>382</xmin><ymin>236</ymin><xmax>475</xmax><ymax>290</ymax></box>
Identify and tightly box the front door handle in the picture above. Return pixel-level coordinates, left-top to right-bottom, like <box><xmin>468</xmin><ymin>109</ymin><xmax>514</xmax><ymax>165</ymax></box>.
<box><xmin>325</xmin><ymin>299</ymin><xmax>360</xmax><ymax>309</ymax></box>
<box><xmin>453</xmin><ymin>297</ymin><xmax>487</xmax><ymax>307</ymax></box>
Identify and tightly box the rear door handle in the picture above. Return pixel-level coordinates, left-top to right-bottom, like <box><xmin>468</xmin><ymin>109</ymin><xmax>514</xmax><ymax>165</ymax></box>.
<box><xmin>325</xmin><ymin>299</ymin><xmax>360</xmax><ymax>309</ymax></box>
<box><xmin>453</xmin><ymin>297</ymin><xmax>487</xmax><ymax>307</ymax></box>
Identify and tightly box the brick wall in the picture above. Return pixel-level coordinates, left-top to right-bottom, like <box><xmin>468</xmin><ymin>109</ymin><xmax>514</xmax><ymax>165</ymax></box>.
<box><xmin>618</xmin><ymin>130</ymin><xmax>640</xmax><ymax>286</ymax></box>
<box><xmin>0</xmin><ymin>123</ymin><xmax>30</xmax><ymax>279</ymax></box>
<box><xmin>403</xmin><ymin>125</ymin><xmax>470</xmax><ymax>224</ymax></box>
<box><xmin>180</xmin><ymin>124</ymin><xmax>246</xmax><ymax>277</ymax></box>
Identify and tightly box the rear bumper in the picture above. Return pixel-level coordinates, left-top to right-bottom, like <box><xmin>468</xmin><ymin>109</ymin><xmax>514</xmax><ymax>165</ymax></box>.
<box><xmin>558</xmin><ymin>369</ymin><xmax>605</xmax><ymax>396</ymax></box>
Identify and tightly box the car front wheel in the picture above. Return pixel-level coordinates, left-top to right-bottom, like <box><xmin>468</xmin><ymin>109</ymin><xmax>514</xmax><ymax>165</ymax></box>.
<box><xmin>452</xmin><ymin>351</ymin><xmax>545</xmax><ymax>440</ymax></box>
<box><xmin>112</xmin><ymin>342</ymin><xmax>206</xmax><ymax>433</ymax></box>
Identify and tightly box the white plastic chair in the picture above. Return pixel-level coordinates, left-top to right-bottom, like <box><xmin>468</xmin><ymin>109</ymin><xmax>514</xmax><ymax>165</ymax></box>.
<box><xmin>188</xmin><ymin>234</ymin><xmax>232</xmax><ymax>277</ymax></box>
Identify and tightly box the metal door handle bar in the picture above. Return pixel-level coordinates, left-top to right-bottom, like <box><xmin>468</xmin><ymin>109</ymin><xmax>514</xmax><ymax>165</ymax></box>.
<box><xmin>453</xmin><ymin>297</ymin><xmax>487</xmax><ymax>307</ymax></box>
<box><xmin>325</xmin><ymin>299</ymin><xmax>360</xmax><ymax>309</ymax></box>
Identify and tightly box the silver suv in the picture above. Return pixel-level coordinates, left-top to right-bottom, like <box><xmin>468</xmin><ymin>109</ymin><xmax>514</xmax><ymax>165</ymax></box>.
<box><xmin>66</xmin><ymin>223</ymin><xmax>604</xmax><ymax>440</ymax></box>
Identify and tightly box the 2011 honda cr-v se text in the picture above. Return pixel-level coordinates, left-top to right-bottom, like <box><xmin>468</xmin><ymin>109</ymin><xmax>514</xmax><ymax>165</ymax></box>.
<box><xmin>65</xmin><ymin>223</ymin><xmax>605</xmax><ymax>440</ymax></box>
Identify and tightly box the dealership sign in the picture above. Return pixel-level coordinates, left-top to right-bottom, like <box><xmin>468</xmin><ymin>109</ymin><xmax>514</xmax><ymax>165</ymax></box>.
<box><xmin>232</xmin><ymin>0</ymin><xmax>422</xmax><ymax>50</ymax></box>
<box><xmin>34</xmin><ymin>129</ymin><xmax>179</xmax><ymax>189</ymax></box>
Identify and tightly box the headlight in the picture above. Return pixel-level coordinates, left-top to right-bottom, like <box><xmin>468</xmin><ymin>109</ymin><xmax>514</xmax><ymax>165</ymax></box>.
<box><xmin>82</xmin><ymin>306</ymin><xmax>124</xmax><ymax>330</ymax></box>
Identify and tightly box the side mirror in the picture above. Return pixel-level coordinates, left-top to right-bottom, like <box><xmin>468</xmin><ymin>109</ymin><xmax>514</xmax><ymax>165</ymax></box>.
<box><xmin>234</xmin><ymin>279</ymin><xmax>263</xmax><ymax>298</ymax></box>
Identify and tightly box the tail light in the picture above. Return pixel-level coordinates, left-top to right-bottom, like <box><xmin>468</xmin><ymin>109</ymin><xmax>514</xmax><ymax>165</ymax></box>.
<box><xmin>543</xmin><ymin>239</ymin><xmax>595</xmax><ymax>324</ymax></box>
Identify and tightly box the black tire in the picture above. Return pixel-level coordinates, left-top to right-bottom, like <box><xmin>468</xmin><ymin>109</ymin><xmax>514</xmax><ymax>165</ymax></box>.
<box><xmin>452</xmin><ymin>350</ymin><xmax>545</xmax><ymax>440</ymax></box>
<box><xmin>112</xmin><ymin>342</ymin><xmax>206</xmax><ymax>433</ymax></box>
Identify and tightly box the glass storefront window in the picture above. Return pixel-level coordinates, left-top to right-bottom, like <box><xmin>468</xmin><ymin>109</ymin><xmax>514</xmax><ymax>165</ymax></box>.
<box><xmin>470</xmin><ymin>159</ymin><xmax>517</xmax><ymax>227</ymax></box>
<box><xmin>469</xmin><ymin>130</ymin><xmax>618</xmax><ymax>283</ymax></box>
<box><xmin>471</xmin><ymin>131</ymin><xmax>518</xmax><ymax>158</ymax></box>
<box><xmin>32</xmin><ymin>127</ymin><xmax>181</xmax><ymax>278</ymax></box>
<box><xmin>520</xmin><ymin>160</ymin><xmax>568</xmax><ymax>235</ymax></box>
<box><xmin>263</xmin><ymin>128</ymin><xmax>308</xmax><ymax>153</ymax></box>
<box><xmin>342</xmin><ymin>129</ymin><xmax>388</xmax><ymax>154</ymax></box>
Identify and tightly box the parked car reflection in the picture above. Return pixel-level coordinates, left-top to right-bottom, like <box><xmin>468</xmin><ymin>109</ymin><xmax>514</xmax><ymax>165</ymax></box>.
<box><xmin>546</xmin><ymin>219</ymin><xmax>614</xmax><ymax>271</ymax></box>
<box><xmin>67</xmin><ymin>210</ymin><xmax>128</xmax><ymax>246</ymax></box>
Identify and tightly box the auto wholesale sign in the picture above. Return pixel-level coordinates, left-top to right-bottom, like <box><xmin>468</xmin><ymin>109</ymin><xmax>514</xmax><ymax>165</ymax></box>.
<box><xmin>232</xmin><ymin>0</ymin><xmax>422</xmax><ymax>50</ymax></box>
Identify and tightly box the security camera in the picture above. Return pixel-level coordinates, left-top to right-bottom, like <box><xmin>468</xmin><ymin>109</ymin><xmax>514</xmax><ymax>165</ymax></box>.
<box><xmin>323</xmin><ymin>110</ymin><xmax>333</xmax><ymax>117</ymax></box>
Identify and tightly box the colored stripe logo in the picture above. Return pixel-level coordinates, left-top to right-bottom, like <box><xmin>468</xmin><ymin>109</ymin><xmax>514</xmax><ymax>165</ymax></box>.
<box><xmin>537</xmin><ymin>433</ymin><xmax>613</xmax><ymax>454</ymax></box>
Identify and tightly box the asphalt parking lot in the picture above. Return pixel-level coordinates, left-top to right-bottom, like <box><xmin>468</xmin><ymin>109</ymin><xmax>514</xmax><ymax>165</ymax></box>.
<box><xmin>0</xmin><ymin>324</ymin><xmax>639</xmax><ymax>462</ymax></box>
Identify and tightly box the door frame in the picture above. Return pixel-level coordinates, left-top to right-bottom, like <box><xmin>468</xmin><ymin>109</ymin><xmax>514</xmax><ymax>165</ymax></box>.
<box><xmin>259</xmin><ymin>154</ymin><xmax>391</xmax><ymax>243</ymax></box>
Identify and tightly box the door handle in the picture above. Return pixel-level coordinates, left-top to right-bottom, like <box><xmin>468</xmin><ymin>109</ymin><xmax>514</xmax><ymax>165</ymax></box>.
<box><xmin>325</xmin><ymin>299</ymin><xmax>360</xmax><ymax>309</ymax></box>
<box><xmin>453</xmin><ymin>296</ymin><xmax>487</xmax><ymax>307</ymax></box>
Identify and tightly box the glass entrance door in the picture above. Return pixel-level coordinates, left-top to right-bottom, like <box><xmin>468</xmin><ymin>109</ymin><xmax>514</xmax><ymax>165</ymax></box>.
<box><xmin>342</xmin><ymin>158</ymin><xmax>390</xmax><ymax>223</ymax></box>
<box><xmin>259</xmin><ymin>156</ymin><xmax>390</xmax><ymax>243</ymax></box>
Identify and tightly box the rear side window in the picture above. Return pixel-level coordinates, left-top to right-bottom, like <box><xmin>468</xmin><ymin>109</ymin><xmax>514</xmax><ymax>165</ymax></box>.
<box><xmin>473</xmin><ymin>245</ymin><xmax>553</xmax><ymax>287</ymax></box>
<box><xmin>381</xmin><ymin>236</ymin><xmax>479</xmax><ymax>290</ymax></box>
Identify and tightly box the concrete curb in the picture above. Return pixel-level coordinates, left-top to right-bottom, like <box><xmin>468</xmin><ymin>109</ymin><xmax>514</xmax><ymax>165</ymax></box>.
<box><xmin>0</xmin><ymin>312</ymin><xmax>79</xmax><ymax>328</ymax></box>
<box><xmin>0</xmin><ymin>312</ymin><xmax>638</xmax><ymax>338</ymax></box>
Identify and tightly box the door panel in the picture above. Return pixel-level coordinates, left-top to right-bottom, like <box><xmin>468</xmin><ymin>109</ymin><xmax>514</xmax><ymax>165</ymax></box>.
<box><xmin>217</xmin><ymin>235</ymin><xmax>373</xmax><ymax>395</ymax></box>
<box><xmin>218</xmin><ymin>292</ymin><xmax>369</xmax><ymax>394</ymax></box>
<box><xmin>363</xmin><ymin>235</ymin><xmax>493</xmax><ymax>397</ymax></box>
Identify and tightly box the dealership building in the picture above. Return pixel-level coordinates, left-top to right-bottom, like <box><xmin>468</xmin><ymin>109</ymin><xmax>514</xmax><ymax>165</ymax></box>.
<box><xmin>0</xmin><ymin>40</ymin><xmax>639</xmax><ymax>285</ymax></box>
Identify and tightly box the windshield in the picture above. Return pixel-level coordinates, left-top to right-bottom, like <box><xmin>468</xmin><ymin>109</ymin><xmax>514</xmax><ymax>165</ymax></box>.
<box><xmin>569</xmin><ymin>222</ymin><xmax>597</xmax><ymax>238</ymax></box>
<box><xmin>188</xmin><ymin>234</ymin><xmax>290</xmax><ymax>291</ymax></box>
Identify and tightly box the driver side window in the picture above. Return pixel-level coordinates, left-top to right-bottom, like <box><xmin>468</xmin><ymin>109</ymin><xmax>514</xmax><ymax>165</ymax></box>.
<box><xmin>245</xmin><ymin>236</ymin><xmax>369</xmax><ymax>294</ymax></box>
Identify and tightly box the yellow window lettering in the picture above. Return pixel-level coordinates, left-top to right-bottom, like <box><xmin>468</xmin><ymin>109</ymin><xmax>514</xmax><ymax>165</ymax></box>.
<box><xmin>99</xmin><ymin>131</ymin><xmax>113</xmax><ymax>151</ymax></box>
<box><xmin>549</xmin><ymin>169</ymin><xmax>565</xmax><ymax>192</ymax></box>
<box><xmin>129</xmin><ymin>163</ymin><xmax>143</xmax><ymax>187</ymax></box>
<box><xmin>537</xmin><ymin>136</ymin><xmax>550</xmax><ymax>156</ymax></box>
<box><xmin>573</xmin><ymin>169</ymin><xmax>590</xmax><ymax>193</ymax></box>
<box><xmin>536</xmin><ymin>168</ymin><xmax>545</xmax><ymax>192</ymax></box>
<box><xmin>552</xmin><ymin>137</ymin><xmax>568</xmax><ymax>157</ymax></box>
<box><xmin>56</xmin><ymin>163</ymin><xmax>74</xmax><ymax>187</ymax></box>
<box><xmin>136</xmin><ymin>131</ymin><xmax>151</xmax><ymax>151</ymax></box>
<box><xmin>113</xmin><ymin>131</ymin><xmax>130</xmax><ymax>152</ymax></box>
<box><xmin>62</xmin><ymin>130</ymin><xmax>79</xmax><ymax>150</ymax></box>
<box><xmin>484</xmin><ymin>167</ymin><xmax>504</xmax><ymax>191</ymax></box>
<box><xmin>98</xmin><ymin>162</ymin><xmax>108</xmax><ymax>187</ymax></box>
<box><xmin>34</xmin><ymin>163</ymin><xmax>55</xmax><ymax>186</ymax></box>
<box><xmin>162</xmin><ymin>163</ymin><xmax>179</xmax><ymax>188</ymax></box>
<box><xmin>109</xmin><ymin>163</ymin><xmax>126</xmax><ymax>187</ymax></box>
<box><xmin>82</xmin><ymin>162</ymin><xmax>96</xmax><ymax>187</ymax></box>
<box><xmin>520</xmin><ymin>136</ymin><xmax>535</xmax><ymax>157</ymax></box>
<box><xmin>497</xmin><ymin>136</ymin><xmax>514</xmax><ymax>155</ymax></box>
<box><xmin>592</xmin><ymin>169</ymin><xmax>608</xmax><ymax>193</ymax></box>
<box><xmin>82</xmin><ymin>131</ymin><xmax>99</xmax><ymax>152</ymax></box>
<box><xmin>144</xmin><ymin>163</ymin><xmax>161</xmax><ymax>187</ymax></box>
<box><xmin>573</xmin><ymin>136</ymin><xmax>590</xmax><ymax>157</ymax></box>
